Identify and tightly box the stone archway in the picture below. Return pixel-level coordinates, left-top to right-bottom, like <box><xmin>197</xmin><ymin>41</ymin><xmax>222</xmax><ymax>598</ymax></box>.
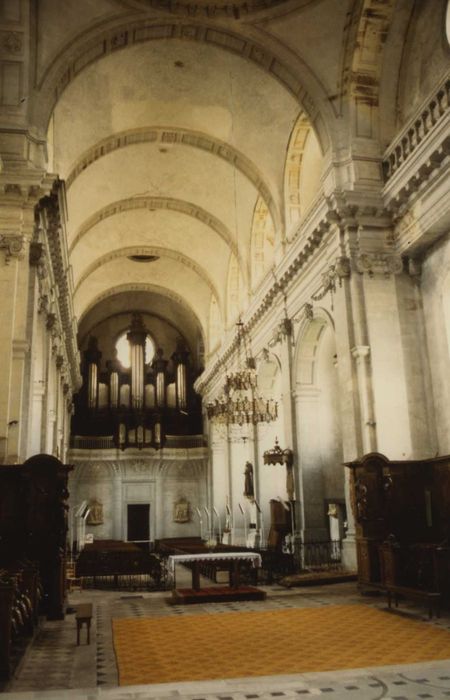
<box><xmin>294</xmin><ymin>315</ymin><xmax>345</xmax><ymax>544</ymax></box>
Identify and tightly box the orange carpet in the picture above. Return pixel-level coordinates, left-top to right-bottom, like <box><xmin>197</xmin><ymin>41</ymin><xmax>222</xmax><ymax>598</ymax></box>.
<box><xmin>112</xmin><ymin>604</ymin><xmax>450</xmax><ymax>686</ymax></box>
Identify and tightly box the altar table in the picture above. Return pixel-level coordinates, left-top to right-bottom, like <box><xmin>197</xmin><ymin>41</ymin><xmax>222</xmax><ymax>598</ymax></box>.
<box><xmin>168</xmin><ymin>551</ymin><xmax>262</xmax><ymax>590</ymax></box>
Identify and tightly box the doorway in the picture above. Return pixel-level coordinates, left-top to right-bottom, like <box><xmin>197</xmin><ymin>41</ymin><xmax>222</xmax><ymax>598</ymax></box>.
<box><xmin>127</xmin><ymin>503</ymin><xmax>150</xmax><ymax>543</ymax></box>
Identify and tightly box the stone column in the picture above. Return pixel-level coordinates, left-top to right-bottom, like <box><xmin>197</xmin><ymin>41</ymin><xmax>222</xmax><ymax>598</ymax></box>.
<box><xmin>210</xmin><ymin>422</ymin><xmax>229</xmax><ymax>542</ymax></box>
<box><xmin>355</xmin><ymin>252</ymin><xmax>412</xmax><ymax>457</ymax></box>
<box><xmin>351</xmin><ymin>345</ymin><xmax>376</xmax><ymax>453</ymax></box>
<box><xmin>0</xmin><ymin>230</ymin><xmax>31</xmax><ymax>463</ymax></box>
<box><xmin>113</xmin><ymin>467</ymin><xmax>123</xmax><ymax>540</ymax></box>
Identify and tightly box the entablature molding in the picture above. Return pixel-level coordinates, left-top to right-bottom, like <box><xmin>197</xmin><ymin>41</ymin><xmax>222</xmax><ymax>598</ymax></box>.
<box><xmin>35</xmin><ymin>178</ymin><xmax>81</xmax><ymax>391</ymax></box>
<box><xmin>197</xmin><ymin>189</ymin><xmax>397</xmax><ymax>396</ymax></box>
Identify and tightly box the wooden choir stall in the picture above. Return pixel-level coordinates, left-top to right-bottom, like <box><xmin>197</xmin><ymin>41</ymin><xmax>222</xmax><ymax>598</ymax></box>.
<box><xmin>346</xmin><ymin>452</ymin><xmax>450</xmax><ymax>616</ymax></box>
<box><xmin>0</xmin><ymin>454</ymin><xmax>72</xmax><ymax>679</ymax></box>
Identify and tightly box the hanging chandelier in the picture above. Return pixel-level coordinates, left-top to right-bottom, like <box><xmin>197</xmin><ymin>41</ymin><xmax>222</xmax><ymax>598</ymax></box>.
<box><xmin>206</xmin><ymin>320</ymin><xmax>278</xmax><ymax>427</ymax></box>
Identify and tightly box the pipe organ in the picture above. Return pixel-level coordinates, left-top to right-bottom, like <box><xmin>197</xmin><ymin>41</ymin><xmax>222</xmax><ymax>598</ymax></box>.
<box><xmin>73</xmin><ymin>314</ymin><xmax>201</xmax><ymax>449</ymax></box>
<box><xmin>127</xmin><ymin>313</ymin><xmax>147</xmax><ymax>410</ymax></box>
<box><xmin>86</xmin><ymin>336</ymin><xmax>102</xmax><ymax>409</ymax></box>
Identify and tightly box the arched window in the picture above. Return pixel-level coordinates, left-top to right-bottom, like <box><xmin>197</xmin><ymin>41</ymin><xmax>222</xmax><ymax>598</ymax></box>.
<box><xmin>115</xmin><ymin>331</ymin><xmax>155</xmax><ymax>368</ymax></box>
<box><xmin>250</xmin><ymin>197</ymin><xmax>276</xmax><ymax>291</ymax></box>
<box><xmin>284</xmin><ymin>111</ymin><xmax>323</xmax><ymax>233</ymax></box>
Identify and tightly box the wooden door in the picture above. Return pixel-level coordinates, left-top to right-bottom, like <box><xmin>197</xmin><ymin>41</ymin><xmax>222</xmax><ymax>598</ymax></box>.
<box><xmin>127</xmin><ymin>503</ymin><xmax>150</xmax><ymax>542</ymax></box>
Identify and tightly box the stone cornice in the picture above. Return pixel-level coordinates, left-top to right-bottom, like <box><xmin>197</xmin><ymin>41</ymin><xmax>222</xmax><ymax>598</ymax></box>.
<box><xmin>196</xmin><ymin>189</ymin><xmax>400</xmax><ymax>397</ymax></box>
<box><xmin>68</xmin><ymin>446</ymin><xmax>208</xmax><ymax>464</ymax></box>
<box><xmin>36</xmin><ymin>179</ymin><xmax>82</xmax><ymax>391</ymax></box>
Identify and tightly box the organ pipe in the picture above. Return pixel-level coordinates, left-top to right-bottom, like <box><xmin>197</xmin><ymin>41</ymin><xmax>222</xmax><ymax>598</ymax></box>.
<box><xmin>172</xmin><ymin>341</ymin><xmax>189</xmax><ymax>411</ymax></box>
<box><xmin>127</xmin><ymin>313</ymin><xmax>148</xmax><ymax>410</ymax></box>
<box><xmin>176</xmin><ymin>363</ymin><xmax>187</xmax><ymax>409</ymax></box>
<box><xmin>110</xmin><ymin>372</ymin><xmax>119</xmax><ymax>408</ymax></box>
<box><xmin>88</xmin><ymin>363</ymin><xmax>98</xmax><ymax>409</ymax></box>
<box><xmin>153</xmin><ymin>348</ymin><xmax>168</xmax><ymax>408</ymax></box>
<box><xmin>84</xmin><ymin>336</ymin><xmax>102</xmax><ymax>409</ymax></box>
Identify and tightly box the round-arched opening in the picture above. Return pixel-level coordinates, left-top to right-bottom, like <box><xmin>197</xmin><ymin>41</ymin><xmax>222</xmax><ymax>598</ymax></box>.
<box><xmin>115</xmin><ymin>331</ymin><xmax>155</xmax><ymax>368</ymax></box>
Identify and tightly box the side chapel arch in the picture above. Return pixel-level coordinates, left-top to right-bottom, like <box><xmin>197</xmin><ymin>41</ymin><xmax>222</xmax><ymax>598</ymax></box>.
<box><xmin>294</xmin><ymin>311</ymin><xmax>346</xmax><ymax>541</ymax></box>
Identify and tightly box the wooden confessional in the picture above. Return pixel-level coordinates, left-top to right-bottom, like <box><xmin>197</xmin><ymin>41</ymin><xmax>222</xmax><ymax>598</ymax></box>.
<box><xmin>0</xmin><ymin>454</ymin><xmax>72</xmax><ymax>679</ymax></box>
<box><xmin>345</xmin><ymin>452</ymin><xmax>450</xmax><ymax>606</ymax></box>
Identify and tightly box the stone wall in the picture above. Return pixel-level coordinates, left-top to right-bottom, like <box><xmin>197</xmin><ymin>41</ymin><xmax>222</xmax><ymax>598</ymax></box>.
<box><xmin>68</xmin><ymin>450</ymin><xmax>208</xmax><ymax>546</ymax></box>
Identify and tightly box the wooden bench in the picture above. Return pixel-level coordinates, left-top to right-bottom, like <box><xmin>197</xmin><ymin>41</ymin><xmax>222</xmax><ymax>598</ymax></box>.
<box><xmin>76</xmin><ymin>603</ymin><xmax>93</xmax><ymax>645</ymax></box>
<box><xmin>386</xmin><ymin>585</ymin><xmax>441</xmax><ymax>619</ymax></box>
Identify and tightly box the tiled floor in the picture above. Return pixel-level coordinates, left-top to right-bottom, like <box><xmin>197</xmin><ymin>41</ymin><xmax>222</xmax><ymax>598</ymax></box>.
<box><xmin>3</xmin><ymin>574</ymin><xmax>450</xmax><ymax>699</ymax></box>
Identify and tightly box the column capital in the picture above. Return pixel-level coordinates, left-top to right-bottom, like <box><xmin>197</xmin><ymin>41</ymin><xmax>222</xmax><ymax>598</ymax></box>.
<box><xmin>0</xmin><ymin>233</ymin><xmax>26</xmax><ymax>263</ymax></box>
<box><xmin>293</xmin><ymin>385</ymin><xmax>321</xmax><ymax>400</ymax></box>
<box><xmin>351</xmin><ymin>345</ymin><xmax>371</xmax><ymax>360</ymax></box>
<box><xmin>354</xmin><ymin>252</ymin><xmax>403</xmax><ymax>277</ymax></box>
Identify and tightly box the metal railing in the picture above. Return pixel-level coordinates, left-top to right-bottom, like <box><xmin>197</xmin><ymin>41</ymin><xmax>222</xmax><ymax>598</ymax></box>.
<box><xmin>70</xmin><ymin>435</ymin><xmax>115</xmax><ymax>449</ymax></box>
<box><xmin>298</xmin><ymin>539</ymin><xmax>342</xmax><ymax>571</ymax></box>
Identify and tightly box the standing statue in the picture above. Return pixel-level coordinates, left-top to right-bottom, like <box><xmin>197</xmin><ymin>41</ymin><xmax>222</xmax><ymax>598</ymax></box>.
<box><xmin>282</xmin><ymin>449</ymin><xmax>295</xmax><ymax>501</ymax></box>
<box><xmin>244</xmin><ymin>461</ymin><xmax>254</xmax><ymax>500</ymax></box>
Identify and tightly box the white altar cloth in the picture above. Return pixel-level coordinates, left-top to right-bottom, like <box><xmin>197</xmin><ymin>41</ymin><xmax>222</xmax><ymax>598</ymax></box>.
<box><xmin>167</xmin><ymin>551</ymin><xmax>262</xmax><ymax>575</ymax></box>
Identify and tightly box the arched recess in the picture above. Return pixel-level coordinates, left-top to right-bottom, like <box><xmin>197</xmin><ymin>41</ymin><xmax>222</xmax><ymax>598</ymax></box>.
<box><xmin>78</xmin><ymin>289</ymin><xmax>204</xmax><ymax>375</ymax></box>
<box><xmin>226</xmin><ymin>253</ymin><xmax>247</xmax><ymax>328</ymax></box>
<box><xmin>284</xmin><ymin>111</ymin><xmax>323</xmax><ymax>234</ymax></box>
<box><xmin>250</xmin><ymin>197</ymin><xmax>276</xmax><ymax>292</ymax></box>
<box><xmin>79</xmin><ymin>283</ymin><xmax>206</xmax><ymax>349</ymax></box>
<box><xmin>294</xmin><ymin>313</ymin><xmax>346</xmax><ymax>542</ymax></box>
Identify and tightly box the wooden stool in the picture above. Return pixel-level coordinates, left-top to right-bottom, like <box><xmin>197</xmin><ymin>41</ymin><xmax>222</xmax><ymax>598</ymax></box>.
<box><xmin>76</xmin><ymin>603</ymin><xmax>93</xmax><ymax>645</ymax></box>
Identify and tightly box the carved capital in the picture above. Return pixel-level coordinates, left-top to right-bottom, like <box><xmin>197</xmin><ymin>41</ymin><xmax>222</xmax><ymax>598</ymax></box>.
<box><xmin>351</xmin><ymin>345</ymin><xmax>371</xmax><ymax>361</ymax></box>
<box><xmin>0</xmin><ymin>234</ymin><xmax>25</xmax><ymax>263</ymax></box>
<box><xmin>355</xmin><ymin>253</ymin><xmax>403</xmax><ymax>277</ymax></box>
<box><xmin>56</xmin><ymin>354</ymin><xmax>64</xmax><ymax>369</ymax></box>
